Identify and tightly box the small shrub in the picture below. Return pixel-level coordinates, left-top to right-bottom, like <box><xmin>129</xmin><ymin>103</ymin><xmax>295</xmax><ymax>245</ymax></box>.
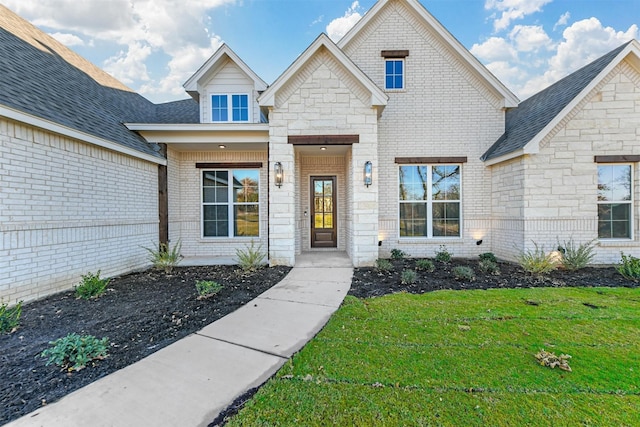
<box><xmin>75</xmin><ymin>271</ymin><xmax>109</xmax><ymax>300</ymax></box>
<box><xmin>236</xmin><ymin>241</ymin><xmax>266</xmax><ymax>272</ymax></box>
<box><xmin>0</xmin><ymin>300</ymin><xmax>22</xmax><ymax>334</ymax></box>
<box><xmin>196</xmin><ymin>280</ymin><xmax>223</xmax><ymax>299</ymax></box>
<box><xmin>557</xmin><ymin>238</ymin><xmax>596</xmax><ymax>271</ymax></box>
<box><xmin>517</xmin><ymin>242</ymin><xmax>558</xmax><ymax>275</ymax></box>
<box><xmin>390</xmin><ymin>249</ymin><xmax>408</xmax><ymax>260</ymax></box>
<box><xmin>453</xmin><ymin>265</ymin><xmax>475</xmax><ymax>281</ymax></box>
<box><xmin>41</xmin><ymin>333</ymin><xmax>109</xmax><ymax>371</ymax></box>
<box><xmin>479</xmin><ymin>252</ymin><xmax>497</xmax><ymax>263</ymax></box>
<box><xmin>479</xmin><ymin>259</ymin><xmax>500</xmax><ymax>275</ymax></box>
<box><xmin>435</xmin><ymin>245</ymin><xmax>452</xmax><ymax>264</ymax></box>
<box><xmin>401</xmin><ymin>269</ymin><xmax>417</xmax><ymax>285</ymax></box>
<box><xmin>617</xmin><ymin>252</ymin><xmax>640</xmax><ymax>281</ymax></box>
<box><xmin>145</xmin><ymin>240</ymin><xmax>183</xmax><ymax>274</ymax></box>
<box><xmin>535</xmin><ymin>349</ymin><xmax>572</xmax><ymax>372</ymax></box>
<box><xmin>375</xmin><ymin>258</ymin><xmax>393</xmax><ymax>272</ymax></box>
<box><xmin>415</xmin><ymin>259</ymin><xmax>435</xmax><ymax>272</ymax></box>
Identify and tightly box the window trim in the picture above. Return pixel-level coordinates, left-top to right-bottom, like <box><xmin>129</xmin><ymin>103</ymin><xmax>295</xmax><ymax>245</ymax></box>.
<box><xmin>398</xmin><ymin>163</ymin><xmax>462</xmax><ymax>239</ymax></box>
<box><xmin>384</xmin><ymin>58</ymin><xmax>405</xmax><ymax>91</ymax></box>
<box><xmin>596</xmin><ymin>162</ymin><xmax>634</xmax><ymax>241</ymax></box>
<box><xmin>201</xmin><ymin>169</ymin><xmax>260</xmax><ymax>239</ymax></box>
<box><xmin>210</xmin><ymin>93</ymin><xmax>251</xmax><ymax>123</ymax></box>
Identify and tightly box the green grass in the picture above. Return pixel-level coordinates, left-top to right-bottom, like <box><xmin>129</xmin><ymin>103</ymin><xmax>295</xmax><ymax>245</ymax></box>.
<box><xmin>228</xmin><ymin>287</ymin><xmax>640</xmax><ymax>426</ymax></box>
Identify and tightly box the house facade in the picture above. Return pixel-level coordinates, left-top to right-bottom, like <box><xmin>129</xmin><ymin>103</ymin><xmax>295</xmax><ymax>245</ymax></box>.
<box><xmin>1</xmin><ymin>0</ymin><xmax>640</xmax><ymax>304</ymax></box>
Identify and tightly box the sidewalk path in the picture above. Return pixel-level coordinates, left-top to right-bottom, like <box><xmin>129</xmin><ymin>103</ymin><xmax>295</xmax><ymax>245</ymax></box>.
<box><xmin>7</xmin><ymin>253</ymin><xmax>352</xmax><ymax>427</ymax></box>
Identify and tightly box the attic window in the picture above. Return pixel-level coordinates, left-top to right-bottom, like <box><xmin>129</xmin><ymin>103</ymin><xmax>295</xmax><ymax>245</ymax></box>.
<box><xmin>385</xmin><ymin>59</ymin><xmax>404</xmax><ymax>90</ymax></box>
<box><xmin>211</xmin><ymin>94</ymin><xmax>249</xmax><ymax>122</ymax></box>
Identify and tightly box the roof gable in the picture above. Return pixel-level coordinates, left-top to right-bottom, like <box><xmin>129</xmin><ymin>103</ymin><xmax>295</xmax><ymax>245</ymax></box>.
<box><xmin>337</xmin><ymin>0</ymin><xmax>519</xmax><ymax>108</ymax></box>
<box><xmin>183</xmin><ymin>44</ymin><xmax>267</xmax><ymax>102</ymax></box>
<box><xmin>482</xmin><ymin>40</ymin><xmax>639</xmax><ymax>163</ymax></box>
<box><xmin>258</xmin><ymin>33</ymin><xmax>388</xmax><ymax>109</ymax></box>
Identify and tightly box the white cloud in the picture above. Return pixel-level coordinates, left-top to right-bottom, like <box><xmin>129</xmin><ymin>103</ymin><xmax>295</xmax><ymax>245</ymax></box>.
<box><xmin>471</xmin><ymin>37</ymin><xmax>517</xmax><ymax>62</ymax></box>
<box><xmin>49</xmin><ymin>32</ymin><xmax>85</xmax><ymax>47</ymax></box>
<box><xmin>485</xmin><ymin>0</ymin><xmax>553</xmax><ymax>32</ymax></box>
<box><xmin>1</xmin><ymin>0</ymin><xmax>236</xmax><ymax>102</ymax></box>
<box><xmin>509</xmin><ymin>25</ymin><xmax>552</xmax><ymax>52</ymax></box>
<box><xmin>311</xmin><ymin>15</ymin><xmax>324</xmax><ymax>26</ymax></box>
<box><xmin>326</xmin><ymin>1</ymin><xmax>362</xmax><ymax>42</ymax></box>
<box><xmin>553</xmin><ymin>12</ymin><xmax>571</xmax><ymax>31</ymax></box>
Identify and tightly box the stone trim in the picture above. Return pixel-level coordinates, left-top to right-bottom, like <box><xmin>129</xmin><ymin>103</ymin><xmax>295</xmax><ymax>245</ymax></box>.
<box><xmin>594</xmin><ymin>155</ymin><xmax>640</xmax><ymax>163</ymax></box>
<box><xmin>394</xmin><ymin>156</ymin><xmax>467</xmax><ymax>164</ymax></box>
<box><xmin>195</xmin><ymin>162</ymin><xmax>263</xmax><ymax>169</ymax></box>
<box><xmin>381</xmin><ymin>50</ymin><xmax>409</xmax><ymax>58</ymax></box>
<box><xmin>289</xmin><ymin>135</ymin><xmax>359</xmax><ymax>145</ymax></box>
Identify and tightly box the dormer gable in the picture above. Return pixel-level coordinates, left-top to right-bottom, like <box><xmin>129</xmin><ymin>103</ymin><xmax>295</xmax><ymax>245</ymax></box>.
<box><xmin>183</xmin><ymin>44</ymin><xmax>268</xmax><ymax>124</ymax></box>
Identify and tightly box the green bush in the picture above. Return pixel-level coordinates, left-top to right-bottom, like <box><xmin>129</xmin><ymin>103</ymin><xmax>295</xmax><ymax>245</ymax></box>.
<box><xmin>453</xmin><ymin>266</ymin><xmax>475</xmax><ymax>281</ymax></box>
<box><xmin>435</xmin><ymin>245</ymin><xmax>452</xmax><ymax>263</ymax></box>
<box><xmin>0</xmin><ymin>300</ymin><xmax>22</xmax><ymax>334</ymax></box>
<box><xmin>479</xmin><ymin>259</ymin><xmax>500</xmax><ymax>276</ymax></box>
<box><xmin>401</xmin><ymin>269</ymin><xmax>417</xmax><ymax>285</ymax></box>
<box><xmin>617</xmin><ymin>252</ymin><xmax>640</xmax><ymax>281</ymax></box>
<box><xmin>557</xmin><ymin>238</ymin><xmax>596</xmax><ymax>271</ymax></box>
<box><xmin>75</xmin><ymin>271</ymin><xmax>109</xmax><ymax>300</ymax></box>
<box><xmin>415</xmin><ymin>259</ymin><xmax>435</xmax><ymax>272</ymax></box>
<box><xmin>196</xmin><ymin>280</ymin><xmax>223</xmax><ymax>298</ymax></box>
<box><xmin>517</xmin><ymin>243</ymin><xmax>558</xmax><ymax>275</ymax></box>
<box><xmin>41</xmin><ymin>333</ymin><xmax>109</xmax><ymax>371</ymax></box>
<box><xmin>375</xmin><ymin>258</ymin><xmax>393</xmax><ymax>272</ymax></box>
<box><xmin>144</xmin><ymin>240</ymin><xmax>183</xmax><ymax>274</ymax></box>
<box><xmin>236</xmin><ymin>241</ymin><xmax>266</xmax><ymax>272</ymax></box>
<box><xmin>390</xmin><ymin>249</ymin><xmax>408</xmax><ymax>260</ymax></box>
<box><xmin>479</xmin><ymin>252</ymin><xmax>497</xmax><ymax>263</ymax></box>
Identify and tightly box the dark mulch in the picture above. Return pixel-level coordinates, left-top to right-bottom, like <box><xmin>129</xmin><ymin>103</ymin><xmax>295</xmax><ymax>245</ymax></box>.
<box><xmin>350</xmin><ymin>258</ymin><xmax>636</xmax><ymax>298</ymax></box>
<box><xmin>0</xmin><ymin>265</ymin><xmax>291</xmax><ymax>425</ymax></box>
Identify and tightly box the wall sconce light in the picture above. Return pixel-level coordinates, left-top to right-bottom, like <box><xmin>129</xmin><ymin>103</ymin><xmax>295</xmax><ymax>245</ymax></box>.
<box><xmin>274</xmin><ymin>162</ymin><xmax>283</xmax><ymax>188</ymax></box>
<box><xmin>364</xmin><ymin>161</ymin><xmax>372</xmax><ymax>187</ymax></box>
<box><xmin>476</xmin><ymin>239</ymin><xmax>483</xmax><ymax>246</ymax></box>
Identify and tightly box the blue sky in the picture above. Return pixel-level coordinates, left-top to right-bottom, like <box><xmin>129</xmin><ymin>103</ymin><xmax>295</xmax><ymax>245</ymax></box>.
<box><xmin>2</xmin><ymin>0</ymin><xmax>638</xmax><ymax>103</ymax></box>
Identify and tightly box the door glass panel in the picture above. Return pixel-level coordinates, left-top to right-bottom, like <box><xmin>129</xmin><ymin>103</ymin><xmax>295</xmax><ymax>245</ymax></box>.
<box><xmin>312</xmin><ymin>179</ymin><xmax>335</xmax><ymax>230</ymax></box>
<box><xmin>315</xmin><ymin>214</ymin><xmax>324</xmax><ymax>228</ymax></box>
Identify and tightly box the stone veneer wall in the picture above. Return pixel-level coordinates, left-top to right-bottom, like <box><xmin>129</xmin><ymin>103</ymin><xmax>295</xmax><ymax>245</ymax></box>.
<box><xmin>342</xmin><ymin>0</ymin><xmax>504</xmax><ymax>259</ymax></box>
<box><xmin>166</xmin><ymin>149</ymin><xmax>268</xmax><ymax>258</ymax></box>
<box><xmin>0</xmin><ymin>118</ymin><xmax>159</xmax><ymax>304</ymax></box>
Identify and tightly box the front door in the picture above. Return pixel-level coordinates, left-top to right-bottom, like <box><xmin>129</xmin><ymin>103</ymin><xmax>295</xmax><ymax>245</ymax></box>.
<box><xmin>311</xmin><ymin>176</ymin><xmax>337</xmax><ymax>248</ymax></box>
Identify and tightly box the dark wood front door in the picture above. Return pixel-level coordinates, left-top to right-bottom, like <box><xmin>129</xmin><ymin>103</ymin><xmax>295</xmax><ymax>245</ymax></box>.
<box><xmin>311</xmin><ymin>177</ymin><xmax>337</xmax><ymax>248</ymax></box>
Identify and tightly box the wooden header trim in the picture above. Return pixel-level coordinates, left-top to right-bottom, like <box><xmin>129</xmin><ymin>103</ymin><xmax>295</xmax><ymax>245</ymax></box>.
<box><xmin>196</xmin><ymin>162</ymin><xmax>263</xmax><ymax>169</ymax></box>
<box><xmin>288</xmin><ymin>135</ymin><xmax>359</xmax><ymax>145</ymax></box>
<box><xmin>594</xmin><ymin>155</ymin><xmax>640</xmax><ymax>163</ymax></box>
<box><xmin>381</xmin><ymin>50</ymin><xmax>409</xmax><ymax>58</ymax></box>
<box><xmin>395</xmin><ymin>157</ymin><xmax>467</xmax><ymax>164</ymax></box>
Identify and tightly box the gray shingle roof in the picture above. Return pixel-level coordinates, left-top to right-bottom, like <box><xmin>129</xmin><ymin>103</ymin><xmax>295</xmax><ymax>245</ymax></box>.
<box><xmin>0</xmin><ymin>7</ymin><xmax>168</xmax><ymax>159</ymax></box>
<box><xmin>153</xmin><ymin>99</ymin><xmax>199</xmax><ymax>124</ymax></box>
<box><xmin>482</xmin><ymin>41</ymin><xmax>632</xmax><ymax>162</ymax></box>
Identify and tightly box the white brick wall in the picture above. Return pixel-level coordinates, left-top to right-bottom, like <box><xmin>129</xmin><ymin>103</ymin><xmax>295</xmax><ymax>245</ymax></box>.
<box><xmin>0</xmin><ymin>118</ymin><xmax>159</xmax><ymax>304</ymax></box>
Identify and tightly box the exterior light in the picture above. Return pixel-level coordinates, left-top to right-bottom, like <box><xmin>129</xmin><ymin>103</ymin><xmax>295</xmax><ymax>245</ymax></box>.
<box><xmin>320</xmin><ymin>146</ymin><xmax>327</xmax><ymax>151</ymax></box>
<box><xmin>274</xmin><ymin>162</ymin><xmax>283</xmax><ymax>188</ymax></box>
<box><xmin>218</xmin><ymin>144</ymin><xmax>226</xmax><ymax>149</ymax></box>
<box><xmin>476</xmin><ymin>239</ymin><xmax>483</xmax><ymax>246</ymax></box>
<box><xmin>364</xmin><ymin>161</ymin><xmax>372</xmax><ymax>187</ymax></box>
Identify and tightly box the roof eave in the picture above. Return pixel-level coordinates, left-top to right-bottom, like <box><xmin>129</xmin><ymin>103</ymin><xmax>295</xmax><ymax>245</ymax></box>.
<box><xmin>483</xmin><ymin>148</ymin><xmax>526</xmax><ymax>166</ymax></box>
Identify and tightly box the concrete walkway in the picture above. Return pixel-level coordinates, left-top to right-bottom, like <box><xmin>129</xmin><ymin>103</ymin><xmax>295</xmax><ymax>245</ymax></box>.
<box><xmin>7</xmin><ymin>252</ymin><xmax>353</xmax><ymax>427</ymax></box>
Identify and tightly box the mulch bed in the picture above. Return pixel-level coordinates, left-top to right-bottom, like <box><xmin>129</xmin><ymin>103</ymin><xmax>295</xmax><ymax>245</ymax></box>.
<box><xmin>0</xmin><ymin>265</ymin><xmax>291</xmax><ymax>425</ymax></box>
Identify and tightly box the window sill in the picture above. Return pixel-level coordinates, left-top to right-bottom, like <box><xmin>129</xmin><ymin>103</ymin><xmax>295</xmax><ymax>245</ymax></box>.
<box><xmin>397</xmin><ymin>237</ymin><xmax>463</xmax><ymax>243</ymax></box>
<box><xmin>199</xmin><ymin>236</ymin><xmax>260</xmax><ymax>243</ymax></box>
<box><xmin>597</xmin><ymin>239</ymin><xmax>636</xmax><ymax>247</ymax></box>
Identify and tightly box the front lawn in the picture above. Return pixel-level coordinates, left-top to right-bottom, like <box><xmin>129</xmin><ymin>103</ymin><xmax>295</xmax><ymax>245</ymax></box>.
<box><xmin>226</xmin><ymin>287</ymin><xmax>640</xmax><ymax>426</ymax></box>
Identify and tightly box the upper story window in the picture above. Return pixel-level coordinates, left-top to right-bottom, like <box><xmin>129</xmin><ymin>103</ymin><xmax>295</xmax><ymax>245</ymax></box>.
<box><xmin>597</xmin><ymin>164</ymin><xmax>632</xmax><ymax>239</ymax></box>
<box><xmin>385</xmin><ymin>59</ymin><xmax>404</xmax><ymax>90</ymax></box>
<box><xmin>211</xmin><ymin>94</ymin><xmax>249</xmax><ymax>122</ymax></box>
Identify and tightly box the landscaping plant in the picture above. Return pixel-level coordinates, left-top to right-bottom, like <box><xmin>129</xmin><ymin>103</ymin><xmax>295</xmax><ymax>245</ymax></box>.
<box><xmin>452</xmin><ymin>265</ymin><xmax>475</xmax><ymax>281</ymax></box>
<box><xmin>557</xmin><ymin>238</ymin><xmax>596</xmax><ymax>271</ymax></box>
<box><xmin>517</xmin><ymin>242</ymin><xmax>557</xmax><ymax>275</ymax></box>
<box><xmin>617</xmin><ymin>252</ymin><xmax>640</xmax><ymax>281</ymax></box>
<box><xmin>415</xmin><ymin>259</ymin><xmax>435</xmax><ymax>272</ymax></box>
<box><xmin>196</xmin><ymin>280</ymin><xmax>223</xmax><ymax>299</ymax></box>
<box><xmin>434</xmin><ymin>245</ymin><xmax>452</xmax><ymax>263</ymax></box>
<box><xmin>375</xmin><ymin>258</ymin><xmax>393</xmax><ymax>272</ymax></box>
<box><xmin>144</xmin><ymin>240</ymin><xmax>183</xmax><ymax>274</ymax></box>
<box><xmin>0</xmin><ymin>300</ymin><xmax>22</xmax><ymax>334</ymax></box>
<box><xmin>75</xmin><ymin>271</ymin><xmax>109</xmax><ymax>300</ymax></box>
<box><xmin>479</xmin><ymin>252</ymin><xmax>497</xmax><ymax>263</ymax></box>
<box><xmin>400</xmin><ymin>269</ymin><xmax>417</xmax><ymax>285</ymax></box>
<box><xmin>479</xmin><ymin>259</ymin><xmax>500</xmax><ymax>275</ymax></box>
<box><xmin>236</xmin><ymin>241</ymin><xmax>266</xmax><ymax>272</ymax></box>
<box><xmin>390</xmin><ymin>248</ymin><xmax>407</xmax><ymax>260</ymax></box>
<box><xmin>41</xmin><ymin>333</ymin><xmax>109</xmax><ymax>371</ymax></box>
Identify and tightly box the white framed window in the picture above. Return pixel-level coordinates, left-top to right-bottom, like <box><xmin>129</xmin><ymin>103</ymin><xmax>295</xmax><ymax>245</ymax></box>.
<box><xmin>202</xmin><ymin>169</ymin><xmax>259</xmax><ymax>237</ymax></box>
<box><xmin>385</xmin><ymin>59</ymin><xmax>404</xmax><ymax>90</ymax></box>
<box><xmin>399</xmin><ymin>164</ymin><xmax>461</xmax><ymax>238</ymax></box>
<box><xmin>597</xmin><ymin>164</ymin><xmax>632</xmax><ymax>239</ymax></box>
<box><xmin>211</xmin><ymin>94</ymin><xmax>249</xmax><ymax>122</ymax></box>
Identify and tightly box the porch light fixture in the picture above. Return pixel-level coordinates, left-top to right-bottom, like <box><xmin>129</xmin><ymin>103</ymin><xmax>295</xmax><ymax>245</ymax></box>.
<box><xmin>218</xmin><ymin>144</ymin><xmax>226</xmax><ymax>149</ymax></box>
<box><xmin>364</xmin><ymin>161</ymin><xmax>373</xmax><ymax>187</ymax></box>
<box><xmin>274</xmin><ymin>162</ymin><xmax>283</xmax><ymax>188</ymax></box>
